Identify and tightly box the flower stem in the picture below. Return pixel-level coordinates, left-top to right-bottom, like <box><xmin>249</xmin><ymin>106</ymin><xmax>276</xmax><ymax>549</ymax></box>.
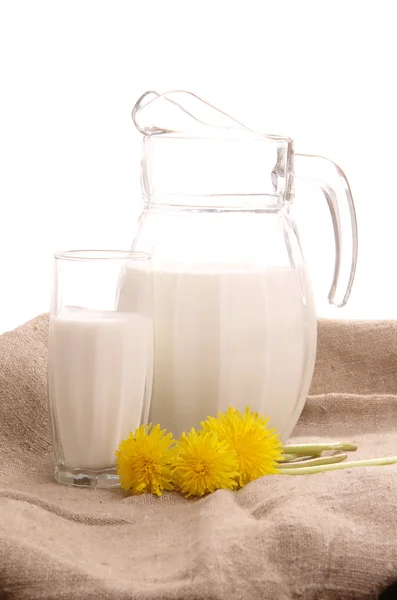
<box><xmin>278</xmin><ymin>453</ymin><xmax>297</xmax><ymax>462</ymax></box>
<box><xmin>282</xmin><ymin>442</ymin><xmax>358</xmax><ymax>455</ymax></box>
<box><xmin>279</xmin><ymin>456</ymin><xmax>397</xmax><ymax>476</ymax></box>
<box><xmin>278</xmin><ymin>453</ymin><xmax>348</xmax><ymax>469</ymax></box>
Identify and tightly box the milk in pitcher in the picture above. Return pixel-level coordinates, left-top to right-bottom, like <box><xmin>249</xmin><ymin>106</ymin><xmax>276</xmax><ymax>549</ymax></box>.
<box><xmin>118</xmin><ymin>262</ymin><xmax>317</xmax><ymax>440</ymax></box>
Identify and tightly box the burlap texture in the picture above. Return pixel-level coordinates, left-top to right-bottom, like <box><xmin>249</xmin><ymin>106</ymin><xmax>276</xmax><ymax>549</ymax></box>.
<box><xmin>1</xmin><ymin>315</ymin><xmax>397</xmax><ymax>599</ymax></box>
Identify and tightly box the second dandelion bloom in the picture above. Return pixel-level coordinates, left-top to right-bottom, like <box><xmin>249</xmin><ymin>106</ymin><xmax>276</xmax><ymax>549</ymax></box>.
<box><xmin>172</xmin><ymin>429</ymin><xmax>240</xmax><ymax>497</ymax></box>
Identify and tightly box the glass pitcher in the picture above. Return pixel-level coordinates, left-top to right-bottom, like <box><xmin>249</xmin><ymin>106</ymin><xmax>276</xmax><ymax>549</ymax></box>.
<box><xmin>118</xmin><ymin>90</ymin><xmax>358</xmax><ymax>441</ymax></box>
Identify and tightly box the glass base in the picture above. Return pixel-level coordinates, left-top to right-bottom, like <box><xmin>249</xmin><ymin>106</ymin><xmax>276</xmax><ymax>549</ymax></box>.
<box><xmin>55</xmin><ymin>464</ymin><xmax>120</xmax><ymax>488</ymax></box>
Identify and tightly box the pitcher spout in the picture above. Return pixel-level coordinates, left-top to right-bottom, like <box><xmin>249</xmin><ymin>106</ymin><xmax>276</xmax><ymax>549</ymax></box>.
<box><xmin>131</xmin><ymin>89</ymin><xmax>257</xmax><ymax>138</ymax></box>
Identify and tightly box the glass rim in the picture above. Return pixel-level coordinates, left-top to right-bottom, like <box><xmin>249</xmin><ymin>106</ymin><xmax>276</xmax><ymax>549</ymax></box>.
<box><xmin>54</xmin><ymin>250</ymin><xmax>151</xmax><ymax>262</ymax></box>
<box><xmin>144</xmin><ymin>133</ymin><xmax>292</xmax><ymax>145</ymax></box>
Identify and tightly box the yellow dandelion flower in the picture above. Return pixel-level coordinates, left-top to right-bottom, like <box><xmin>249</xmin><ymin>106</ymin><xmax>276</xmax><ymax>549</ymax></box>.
<box><xmin>115</xmin><ymin>424</ymin><xmax>175</xmax><ymax>496</ymax></box>
<box><xmin>201</xmin><ymin>407</ymin><xmax>283</xmax><ymax>487</ymax></box>
<box><xmin>172</xmin><ymin>429</ymin><xmax>240</xmax><ymax>498</ymax></box>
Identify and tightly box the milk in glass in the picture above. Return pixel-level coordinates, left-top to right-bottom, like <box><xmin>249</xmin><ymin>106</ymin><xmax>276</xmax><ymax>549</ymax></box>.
<box><xmin>48</xmin><ymin>309</ymin><xmax>152</xmax><ymax>470</ymax></box>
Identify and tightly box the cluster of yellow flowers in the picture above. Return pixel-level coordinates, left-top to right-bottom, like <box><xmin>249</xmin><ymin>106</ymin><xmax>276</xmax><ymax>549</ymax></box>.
<box><xmin>115</xmin><ymin>407</ymin><xmax>283</xmax><ymax>498</ymax></box>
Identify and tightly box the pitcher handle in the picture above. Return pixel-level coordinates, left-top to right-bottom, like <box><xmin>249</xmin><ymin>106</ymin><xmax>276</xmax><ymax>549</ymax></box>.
<box><xmin>294</xmin><ymin>154</ymin><xmax>358</xmax><ymax>308</ymax></box>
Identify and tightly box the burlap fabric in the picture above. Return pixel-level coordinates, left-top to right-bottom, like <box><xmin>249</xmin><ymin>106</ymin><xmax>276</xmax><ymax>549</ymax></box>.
<box><xmin>1</xmin><ymin>315</ymin><xmax>397</xmax><ymax>599</ymax></box>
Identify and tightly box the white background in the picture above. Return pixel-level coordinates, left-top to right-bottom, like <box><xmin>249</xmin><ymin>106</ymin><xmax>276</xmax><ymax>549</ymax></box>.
<box><xmin>0</xmin><ymin>0</ymin><xmax>395</xmax><ymax>333</ymax></box>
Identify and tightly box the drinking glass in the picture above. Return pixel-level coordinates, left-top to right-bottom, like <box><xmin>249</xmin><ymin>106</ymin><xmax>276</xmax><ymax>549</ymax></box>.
<box><xmin>48</xmin><ymin>250</ymin><xmax>153</xmax><ymax>488</ymax></box>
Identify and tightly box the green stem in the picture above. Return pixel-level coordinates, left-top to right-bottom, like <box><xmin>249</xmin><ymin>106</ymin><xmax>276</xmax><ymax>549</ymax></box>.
<box><xmin>279</xmin><ymin>453</ymin><xmax>323</xmax><ymax>462</ymax></box>
<box><xmin>278</xmin><ymin>453</ymin><xmax>297</xmax><ymax>462</ymax></box>
<box><xmin>282</xmin><ymin>442</ymin><xmax>358</xmax><ymax>455</ymax></box>
<box><xmin>279</xmin><ymin>456</ymin><xmax>397</xmax><ymax>476</ymax></box>
<box><xmin>278</xmin><ymin>453</ymin><xmax>348</xmax><ymax>469</ymax></box>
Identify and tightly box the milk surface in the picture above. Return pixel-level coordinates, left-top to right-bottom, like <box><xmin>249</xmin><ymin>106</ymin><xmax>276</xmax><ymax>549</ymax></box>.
<box><xmin>118</xmin><ymin>263</ymin><xmax>317</xmax><ymax>440</ymax></box>
<box><xmin>48</xmin><ymin>309</ymin><xmax>152</xmax><ymax>470</ymax></box>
